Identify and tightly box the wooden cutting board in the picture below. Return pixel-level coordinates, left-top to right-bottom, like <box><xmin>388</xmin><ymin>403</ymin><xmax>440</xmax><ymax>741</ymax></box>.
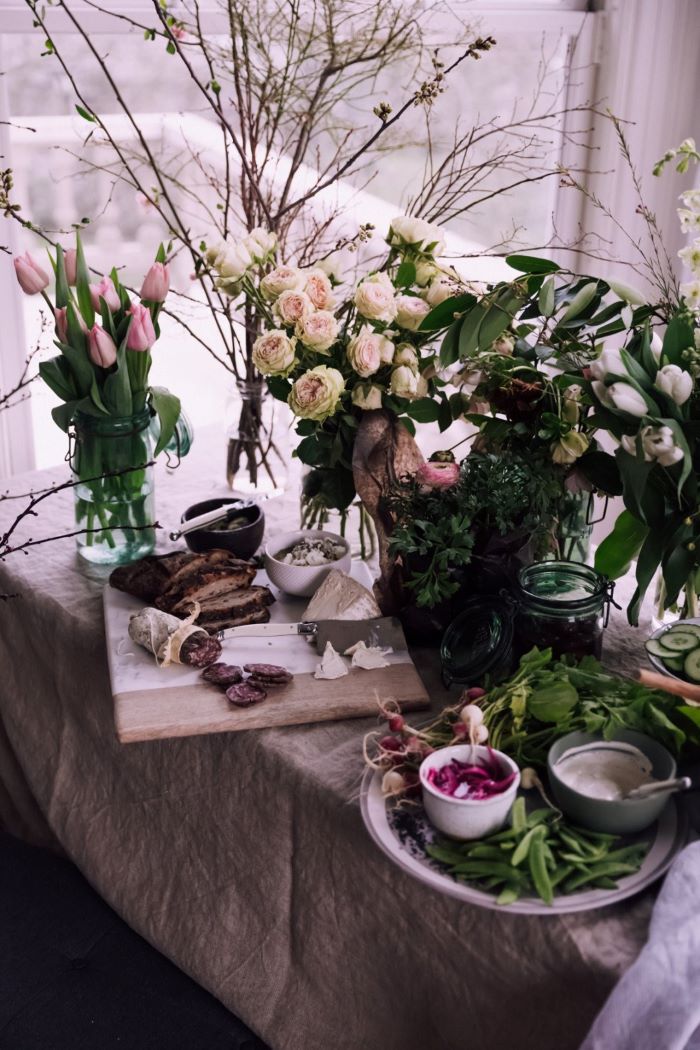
<box><xmin>104</xmin><ymin>563</ymin><xmax>430</xmax><ymax>743</ymax></box>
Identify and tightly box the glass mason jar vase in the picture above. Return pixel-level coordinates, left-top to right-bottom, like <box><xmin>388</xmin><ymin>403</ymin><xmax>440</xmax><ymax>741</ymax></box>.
<box><xmin>71</xmin><ymin>408</ymin><xmax>156</xmax><ymax>566</ymax></box>
<box><xmin>514</xmin><ymin>560</ymin><xmax>612</xmax><ymax>662</ymax></box>
<box><xmin>225</xmin><ymin>380</ymin><xmax>290</xmax><ymax>495</ymax></box>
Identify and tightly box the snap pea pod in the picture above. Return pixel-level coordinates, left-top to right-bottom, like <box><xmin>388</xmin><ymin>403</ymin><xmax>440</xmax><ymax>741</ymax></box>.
<box><xmin>511</xmin><ymin>824</ymin><xmax>547</xmax><ymax>867</ymax></box>
<box><xmin>529</xmin><ymin>837</ymin><xmax>553</xmax><ymax>905</ymax></box>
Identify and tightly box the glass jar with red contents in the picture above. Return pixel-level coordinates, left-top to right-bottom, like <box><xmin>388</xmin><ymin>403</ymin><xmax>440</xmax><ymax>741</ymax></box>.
<box><xmin>514</xmin><ymin>561</ymin><xmax>613</xmax><ymax>661</ymax></box>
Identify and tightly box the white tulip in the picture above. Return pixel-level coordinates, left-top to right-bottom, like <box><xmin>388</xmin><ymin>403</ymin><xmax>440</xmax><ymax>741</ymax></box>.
<box><xmin>607</xmin><ymin>382</ymin><xmax>648</xmax><ymax>417</ymax></box>
<box><xmin>621</xmin><ymin>425</ymin><xmax>684</xmax><ymax>468</ymax></box>
<box><xmin>588</xmin><ymin>347</ymin><xmax>626</xmax><ymax>381</ymax></box>
<box><xmin>654</xmin><ymin>364</ymin><xmax>693</xmax><ymax>405</ymax></box>
<box><xmin>650</xmin><ymin>332</ymin><xmax>663</xmax><ymax>363</ymax></box>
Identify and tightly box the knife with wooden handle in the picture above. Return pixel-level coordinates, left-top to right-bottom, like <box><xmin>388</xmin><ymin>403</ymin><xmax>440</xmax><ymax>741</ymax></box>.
<box><xmin>219</xmin><ymin>616</ymin><xmax>407</xmax><ymax>651</ymax></box>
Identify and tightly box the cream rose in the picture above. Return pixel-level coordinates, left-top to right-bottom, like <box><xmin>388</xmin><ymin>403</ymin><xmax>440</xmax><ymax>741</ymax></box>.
<box><xmin>347</xmin><ymin>325</ymin><xmax>383</xmax><ymax>378</ymax></box>
<box><xmin>390</xmin><ymin>365</ymin><xmax>419</xmax><ymax>400</ymax></box>
<box><xmin>304</xmin><ymin>268</ymin><xmax>336</xmax><ymax>310</ymax></box>
<box><xmin>352</xmin><ymin>383</ymin><xmax>383</xmax><ymax>411</ymax></box>
<box><xmin>252</xmin><ymin>329</ymin><xmax>297</xmax><ymax>376</ymax></box>
<box><xmin>393</xmin><ymin>344</ymin><xmax>419</xmax><ymax>372</ymax></box>
<box><xmin>260</xmin><ymin>265</ymin><xmax>304</xmax><ymax>300</ymax></box>
<box><xmin>288</xmin><ymin>365</ymin><xmax>345</xmax><ymax>421</ymax></box>
<box><xmin>395</xmin><ymin>295</ymin><xmax>430</xmax><ymax>331</ymax></box>
<box><xmin>389</xmin><ymin>215</ymin><xmax>446</xmax><ymax>256</ymax></box>
<box><xmin>274</xmin><ymin>289</ymin><xmax>314</xmax><ymax>326</ymax></box>
<box><xmin>414</xmin><ymin>259</ymin><xmax>438</xmax><ymax>287</ymax></box>
<box><xmin>244</xmin><ymin>226</ymin><xmax>277</xmax><ymax>261</ymax></box>
<box><xmin>354</xmin><ymin>272</ymin><xmax>397</xmax><ymax>323</ymax></box>
<box><xmin>295</xmin><ymin>310</ymin><xmax>339</xmax><ymax>353</ymax></box>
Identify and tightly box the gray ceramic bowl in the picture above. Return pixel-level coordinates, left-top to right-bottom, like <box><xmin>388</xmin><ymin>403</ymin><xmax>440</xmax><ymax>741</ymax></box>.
<box><xmin>181</xmin><ymin>499</ymin><xmax>264</xmax><ymax>560</ymax></box>
<box><xmin>547</xmin><ymin>729</ymin><xmax>676</xmax><ymax>834</ymax></box>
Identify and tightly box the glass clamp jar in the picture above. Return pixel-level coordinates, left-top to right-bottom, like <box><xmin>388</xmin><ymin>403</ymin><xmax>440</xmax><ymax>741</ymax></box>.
<box><xmin>513</xmin><ymin>561</ymin><xmax>615</xmax><ymax>662</ymax></box>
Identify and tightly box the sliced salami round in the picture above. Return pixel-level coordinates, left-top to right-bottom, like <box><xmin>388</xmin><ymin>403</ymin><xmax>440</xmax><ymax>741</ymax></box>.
<box><xmin>182</xmin><ymin>635</ymin><xmax>223</xmax><ymax>668</ymax></box>
<box><xmin>248</xmin><ymin>673</ymin><xmax>292</xmax><ymax>687</ymax></box>
<box><xmin>225</xmin><ymin>682</ymin><xmax>267</xmax><ymax>707</ymax></box>
<box><xmin>201</xmin><ymin>663</ymin><xmax>243</xmax><ymax>686</ymax></box>
<box><xmin>243</xmin><ymin>663</ymin><xmax>289</xmax><ymax>678</ymax></box>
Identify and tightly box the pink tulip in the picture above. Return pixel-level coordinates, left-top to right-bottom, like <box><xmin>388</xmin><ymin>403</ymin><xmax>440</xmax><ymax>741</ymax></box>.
<box><xmin>87</xmin><ymin>325</ymin><xmax>117</xmax><ymax>368</ymax></box>
<box><xmin>126</xmin><ymin>304</ymin><xmax>156</xmax><ymax>351</ymax></box>
<box><xmin>140</xmin><ymin>262</ymin><xmax>170</xmax><ymax>302</ymax></box>
<box><xmin>55</xmin><ymin>307</ymin><xmax>68</xmax><ymax>344</ymax></box>
<box><xmin>13</xmin><ymin>251</ymin><xmax>50</xmax><ymax>295</ymax></box>
<box><xmin>63</xmin><ymin>247</ymin><xmax>78</xmax><ymax>285</ymax></box>
<box><xmin>90</xmin><ymin>276</ymin><xmax>121</xmax><ymax>312</ymax></box>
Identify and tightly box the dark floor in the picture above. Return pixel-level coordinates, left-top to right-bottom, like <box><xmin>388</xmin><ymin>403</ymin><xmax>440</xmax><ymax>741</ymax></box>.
<box><xmin>0</xmin><ymin>832</ymin><xmax>269</xmax><ymax>1050</ymax></box>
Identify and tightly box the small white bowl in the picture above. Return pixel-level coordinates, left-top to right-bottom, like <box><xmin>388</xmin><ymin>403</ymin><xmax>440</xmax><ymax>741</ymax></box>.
<box><xmin>264</xmin><ymin>529</ymin><xmax>352</xmax><ymax>598</ymax></box>
<box><xmin>419</xmin><ymin>744</ymin><xmax>520</xmax><ymax>841</ymax></box>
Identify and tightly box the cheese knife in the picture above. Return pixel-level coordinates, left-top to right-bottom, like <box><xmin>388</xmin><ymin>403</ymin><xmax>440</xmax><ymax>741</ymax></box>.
<box><xmin>218</xmin><ymin>616</ymin><xmax>407</xmax><ymax>652</ymax></box>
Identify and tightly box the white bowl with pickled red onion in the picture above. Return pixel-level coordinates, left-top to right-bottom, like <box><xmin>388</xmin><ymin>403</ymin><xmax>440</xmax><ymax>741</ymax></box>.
<box><xmin>419</xmin><ymin>744</ymin><xmax>520</xmax><ymax>841</ymax></box>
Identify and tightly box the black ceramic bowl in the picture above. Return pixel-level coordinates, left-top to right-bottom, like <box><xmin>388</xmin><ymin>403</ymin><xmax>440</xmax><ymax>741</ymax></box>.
<box><xmin>180</xmin><ymin>498</ymin><xmax>264</xmax><ymax>559</ymax></box>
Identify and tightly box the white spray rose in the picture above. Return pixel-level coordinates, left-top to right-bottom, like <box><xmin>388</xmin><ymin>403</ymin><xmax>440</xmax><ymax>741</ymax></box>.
<box><xmin>606</xmin><ymin>382</ymin><xmax>649</xmax><ymax>417</ymax></box>
<box><xmin>274</xmin><ymin>289</ymin><xmax>314</xmax><ymax>326</ymax></box>
<box><xmin>244</xmin><ymin>227</ymin><xmax>277</xmax><ymax>262</ymax></box>
<box><xmin>376</xmin><ymin>332</ymin><xmax>395</xmax><ymax>365</ymax></box>
<box><xmin>288</xmin><ymin>365</ymin><xmax>344</xmax><ymax>421</ymax></box>
<box><xmin>390</xmin><ymin>365</ymin><xmax>419</xmax><ymax>400</ymax></box>
<box><xmin>424</xmin><ymin>274</ymin><xmax>461</xmax><ymax>306</ymax></box>
<box><xmin>316</xmin><ymin>252</ymin><xmax>344</xmax><ymax>283</ymax></box>
<box><xmin>352</xmin><ymin>383</ymin><xmax>383</xmax><ymax>411</ymax></box>
<box><xmin>654</xmin><ymin>364</ymin><xmax>693</xmax><ymax>405</ymax></box>
<box><xmin>304</xmin><ymin>268</ymin><xmax>336</xmax><ymax>310</ymax></box>
<box><xmin>252</xmin><ymin>330</ymin><xmax>297</xmax><ymax>376</ymax></box>
<box><xmin>678</xmin><ymin>238</ymin><xmax>700</xmax><ymax>274</ymax></box>
<box><xmin>414</xmin><ymin>259</ymin><xmax>438</xmax><ymax>287</ymax></box>
<box><xmin>589</xmin><ymin>347</ymin><xmax>627</xmax><ymax>381</ymax></box>
<box><xmin>215</xmin><ymin>242</ymin><xmax>254</xmax><ymax>290</ymax></box>
<box><xmin>389</xmin><ymin>215</ymin><xmax>446</xmax><ymax>256</ymax></box>
<box><xmin>295</xmin><ymin>310</ymin><xmax>339</xmax><ymax>353</ymax></box>
<box><xmin>492</xmin><ymin>333</ymin><xmax>515</xmax><ymax>356</ymax></box>
<box><xmin>681</xmin><ymin>279</ymin><xmax>700</xmax><ymax>312</ymax></box>
<box><xmin>395</xmin><ymin>294</ymin><xmax>430</xmax><ymax>331</ymax></box>
<box><xmin>260</xmin><ymin>265</ymin><xmax>304</xmax><ymax>299</ymax></box>
<box><xmin>393</xmin><ymin>344</ymin><xmax>419</xmax><ymax>372</ymax></box>
<box><xmin>621</xmin><ymin>425</ymin><xmax>684</xmax><ymax>467</ymax></box>
<box><xmin>346</xmin><ymin>325</ymin><xmax>383</xmax><ymax>378</ymax></box>
<box><xmin>354</xmin><ymin>272</ymin><xmax>397</xmax><ymax>323</ymax></box>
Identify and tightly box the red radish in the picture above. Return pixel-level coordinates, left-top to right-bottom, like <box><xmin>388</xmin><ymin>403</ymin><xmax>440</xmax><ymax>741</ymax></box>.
<box><xmin>379</xmin><ymin>735</ymin><xmax>402</xmax><ymax>752</ymax></box>
<box><xmin>388</xmin><ymin>714</ymin><xmax>405</xmax><ymax>732</ymax></box>
<box><xmin>466</xmin><ymin>686</ymin><xmax>486</xmax><ymax>701</ymax></box>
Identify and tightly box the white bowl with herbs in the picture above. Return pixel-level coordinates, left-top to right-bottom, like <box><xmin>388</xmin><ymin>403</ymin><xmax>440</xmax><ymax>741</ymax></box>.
<box><xmin>646</xmin><ymin>618</ymin><xmax>700</xmax><ymax>682</ymax></box>
<box><xmin>265</xmin><ymin>530</ymin><xmax>351</xmax><ymax>597</ymax></box>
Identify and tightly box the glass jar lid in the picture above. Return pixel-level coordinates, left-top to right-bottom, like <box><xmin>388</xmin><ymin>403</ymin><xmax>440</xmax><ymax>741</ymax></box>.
<box><xmin>517</xmin><ymin>561</ymin><xmax>608</xmax><ymax>616</ymax></box>
<box><xmin>440</xmin><ymin>596</ymin><xmax>514</xmax><ymax>687</ymax></box>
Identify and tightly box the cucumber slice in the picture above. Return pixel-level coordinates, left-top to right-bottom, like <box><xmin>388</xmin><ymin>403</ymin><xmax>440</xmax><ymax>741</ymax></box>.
<box><xmin>684</xmin><ymin>648</ymin><xmax>700</xmax><ymax>682</ymax></box>
<box><xmin>657</xmin><ymin>631</ymin><xmax>700</xmax><ymax>652</ymax></box>
<box><xmin>646</xmin><ymin>639</ymin><xmax>677</xmax><ymax>659</ymax></box>
<box><xmin>668</xmin><ymin>623</ymin><xmax>700</xmax><ymax>640</ymax></box>
<box><xmin>661</xmin><ymin>654</ymin><xmax>685</xmax><ymax>673</ymax></box>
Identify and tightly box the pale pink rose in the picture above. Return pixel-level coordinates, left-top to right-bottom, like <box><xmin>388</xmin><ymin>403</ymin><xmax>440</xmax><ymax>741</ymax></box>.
<box><xmin>304</xmin><ymin>268</ymin><xmax>335</xmax><ymax>310</ymax></box>
<box><xmin>395</xmin><ymin>294</ymin><xmax>430</xmax><ymax>331</ymax></box>
<box><xmin>274</xmin><ymin>289</ymin><xmax>314</xmax><ymax>326</ymax></box>
<box><xmin>416</xmin><ymin>461</ymin><xmax>460</xmax><ymax>489</ymax></box>
<box><xmin>126</xmin><ymin>304</ymin><xmax>156</xmax><ymax>351</ymax></box>
<box><xmin>346</xmin><ymin>325</ymin><xmax>382</xmax><ymax>378</ymax></box>
<box><xmin>354</xmin><ymin>272</ymin><xmax>397</xmax><ymax>323</ymax></box>
<box><xmin>87</xmin><ymin>325</ymin><xmax>117</xmax><ymax>368</ymax></box>
<box><xmin>140</xmin><ymin>262</ymin><xmax>170</xmax><ymax>302</ymax></box>
<box><xmin>63</xmin><ymin>247</ymin><xmax>78</xmax><ymax>285</ymax></box>
<box><xmin>252</xmin><ymin>330</ymin><xmax>296</xmax><ymax>376</ymax></box>
<box><xmin>13</xmin><ymin>251</ymin><xmax>49</xmax><ymax>295</ymax></box>
<box><xmin>55</xmin><ymin>307</ymin><xmax>68</xmax><ymax>344</ymax></box>
<box><xmin>288</xmin><ymin>366</ymin><xmax>344</xmax><ymax>421</ymax></box>
<box><xmin>90</xmin><ymin>276</ymin><xmax>121</xmax><ymax>312</ymax></box>
<box><xmin>295</xmin><ymin>310</ymin><xmax>339</xmax><ymax>353</ymax></box>
<box><xmin>260</xmin><ymin>265</ymin><xmax>304</xmax><ymax>299</ymax></box>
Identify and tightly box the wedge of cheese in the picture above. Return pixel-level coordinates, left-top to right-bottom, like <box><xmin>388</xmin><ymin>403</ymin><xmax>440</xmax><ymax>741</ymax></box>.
<box><xmin>304</xmin><ymin>569</ymin><xmax>381</xmax><ymax>622</ymax></box>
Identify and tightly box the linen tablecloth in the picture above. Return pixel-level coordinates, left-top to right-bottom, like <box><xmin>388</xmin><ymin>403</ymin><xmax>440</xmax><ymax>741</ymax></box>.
<box><xmin>0</xmin><ymin>431</ymin><xmax>680</xmax><ymax>1050</ymax></box>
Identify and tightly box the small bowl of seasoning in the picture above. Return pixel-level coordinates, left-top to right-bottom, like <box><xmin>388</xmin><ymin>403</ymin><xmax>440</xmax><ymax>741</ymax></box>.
<box><xmin>180</xmin><ymin>498</ymin><xmax>265</xmax><ymax>560</ymax></box>
<box><xmin>264</xmin><ymin>529</ymin><xmax>351</xmax><ymax>597</ymax></box>
<box><xmin>547</xmin><ymin>730</ymin><xmax>676</xmax><ymax>834</ymax></box>
<box><xmin>419</xmin><ymin>744</ymin><xmax>520</xmax><ymax>841</ymax></box>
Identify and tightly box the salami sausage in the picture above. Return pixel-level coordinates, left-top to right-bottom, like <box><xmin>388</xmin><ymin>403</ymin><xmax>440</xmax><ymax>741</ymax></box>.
<box><xmin>225</xmin><ymin>682</ymin><xmax>267</xmax><ymax>707</ymax></box>
<box><xmin>201</xmin><ymin>663</ymin><xmax>243</xmax><ymax>686</ymax></box>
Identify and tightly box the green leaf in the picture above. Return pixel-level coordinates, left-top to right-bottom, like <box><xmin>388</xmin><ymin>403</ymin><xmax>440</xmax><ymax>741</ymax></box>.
<box><xmin>296</xmin><ymin>434</ymin><xmax>325</xmax><ymax>466</ymax></box>
<box><xmin>662</xmin><ymin>540</ymin><xmax>695</xmax><ymax>607</ymax></box>
<box><xmin>439</xmin><ymin>319</ymin><xmax>461</xmax><ymax>367</ymax></box>
<box><xmin>594</xmin><ymin>511</ymin><xmax>649</xmax><ymax>579</ymax></box>
<box><xmin>399</xmin><ymin>416</ymin><xmax>416</xmax><ymax>437</ymax></box>
<box><xmin>420</xmin><ymin>292</ymin><xmax>477</xmax><ymax>332</ymax></box>
<box><xmin>458</xmin><ymin>303</ymin><xmax>486</xmax><ymax>358</ymax></box>
<box><xmin>559</xmin><ymin>281</ymin><xmax>598</xmax><ymax>323</ymax></box>
<box><xmin>395</xmin><ymin>260</ymin><xmax>416</xmax><ymax>289</ymax></box>
<box><xmin>577</xmin><ymin>449</ymin><xmax>623</xmax><ymax>495</ymax></box>
<box><xmin>39</xmin><ymin>356</ymin><xmax>78</xmax><ymax>401</ymax></box>
<box><xmin>50</xmin><ymin>400</ymin><xmax>79</xmax><ymax>432</ymax></box>
<box><xmin>155</xmin><ymin>243</ymin><xmax>167</xmax><ymax>264</ymax></box>
<box><xmin>74</xmin><ymin>232</ymin><xmax>95</xmax><ymax>328</ymax></box>
<box><xmin>102</xmin><ymin>341</ymin><xmax>132</xmax><ymax>417</ymax></box>
<box><xmin>527</xmin><ymin>680</ymin><xmax>579</xmax><ymax>723</ymax></box>
<box><xmin>662</xmin><ymin>312</ymin><xmax>695</xmax><ymax>367</ymax></box>
<box><xmin>476</xmin><ymin>290</ymin><xmax>524</xmax><ymax>352</ymax></box>
<box><xmin>628</xmin><ymin>525</ymin><xmax>667</xmax><ymax>625</ymax></box>
<box><xmin>615</xmin><ymin>448</ymin><xmax>658</xmax><ymax>525</ymax></box>
<box><xmin>661</xmin><ymin>418</ymin><xmax>693</xmax><ymax>499</ymax></box>
<box><xmin>505</xmin><ymin>255</ymin><xmax>560</xmax><ymax>275</ymax></box>
<box><xmin>438</xmin><ymin>397</ymin><xmax>452</xmax><ymax>433</ymax></box>
<box><xmin>266</xmin><ymin>375</ymin><xmax>292</xmax><ymax>402</ymax></box>
<box><xmin>538</xmin><ymin>277</ymin><xmax>555</xmax><ymax>317</ymax></box>
<box><xmin>151</xmin><ymin>386</ymin><xmax>181</xmax><ymax>456</ymax></box>
<box><xmin>406</xmin><ymin>398</ymin><xmax>440</xmax><ymax>423</ymax></box>
<box><xmin>54</xmin><ymin>244</ymin><xmax>70</xmax><ymax>310</ymax></box>
<box><xmin>75</xmin><ymin>104</ymin><xmax>96</xmax><ymax>122</ymax></box>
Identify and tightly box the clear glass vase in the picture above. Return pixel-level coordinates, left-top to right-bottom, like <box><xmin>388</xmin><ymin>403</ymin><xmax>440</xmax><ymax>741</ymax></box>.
<box><xmin>71</xmin><ymin>408</ymin><xmax>156</xmax><ymax>566</ymax></box>
<box><xmin>225</xmin><ymin>380</ymin><xmax>290</xmax><ymax>495</ymax></box>
<box><xmin>555</xmin><ymin>490</ymin><xmax>596</xmax><ymax>564</ymax></box>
